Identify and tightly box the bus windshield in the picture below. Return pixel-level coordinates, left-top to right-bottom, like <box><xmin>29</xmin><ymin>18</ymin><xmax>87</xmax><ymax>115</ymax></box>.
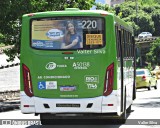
<box><xmin>31</xmin><ymin>17</ymin><xmax>105</xmax><ymax>50</ymax></box>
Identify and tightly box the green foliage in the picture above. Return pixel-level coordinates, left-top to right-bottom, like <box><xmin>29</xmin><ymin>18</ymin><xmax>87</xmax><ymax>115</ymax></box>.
<box><xmin>114</xmin><ymin>1</ymin><xmax>135</xmax><ymax>19</ymax></box>
<box><xmin>0</xmin><ymin>0</ymin><xmax>95</xmax><ymax>61</ymax></box>
<box><xmin>152</xmin><ymin>10</ymin><xmax>160</xmax><ymax>36</ymax></box>
<box><xmin>146</xmin><ymin>38</ymin><xmax>160</xmax><ymax>66</ymax></box>
<box><xmin>109</xmin><ymin>1</ymin><xmax>160</xmax><ymax>36</ymax></box>
<box><xmin>136</xmin><ymin>12</ymin><xmax>154</xmax><ymax>34</ymax></box>
<box><xmin>145</xmin><ymin>62</ymin><xmax>152</xmax><ymax>71</ymax></box>
<box><xmin>142</xmin><ymin>5</ymin><xmax>155</xmax><ymax>13</ymax></box>
<box><xmin>95</xmin><ymin>3</ymin><xmax>109</xmax><ymax>11</ymax></box>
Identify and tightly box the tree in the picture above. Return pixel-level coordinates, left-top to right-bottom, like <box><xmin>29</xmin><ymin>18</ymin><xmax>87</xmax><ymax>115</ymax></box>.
<box><xmin>152</xmin><ymin>10</ymin><xmax>160</xmax><ymax>36</ymax></box>
<box><xmin>95</xmin><ymin>3</ymin><xmax>109</xmax><ymax>11</ymax></box>
<box><xmin>136</xmin><ymin>12</ymin><xmax>154</xmax><ymax>35</ymax></box>
<box><xmin>0</xmin><ymin>0</ymin><xmax>95</xmax><ymax>61</ymax></box>
<box><xmin>146</xmin><ymin>38</ymin><xmax>160</xmax><ymax>66</ymax></box>
<box><xmin>113</xmin><ymin>1</ymin><xmax>155</xmax><ymax>36</ymax></box>
<box><xmin>0</xmin><ymin>0</ymin><xmax>33</xmax><ymax>61</ymax></box>
<box><xmin>142</xmin><ymin>5</ymin><xmax>155</xmax><ymax>14</ymax></box>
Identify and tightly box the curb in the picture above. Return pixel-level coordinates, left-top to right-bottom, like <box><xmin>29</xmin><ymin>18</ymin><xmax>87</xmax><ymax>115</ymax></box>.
<box><xmin>0</xmin><ymin>63</ymin><xmax>20</xmax><ymax>69</ymax></box>
<box><xmin>0</xmin><ymin>105</ymin><xmax>20</xmax><ymax>112</ymax></box>
<box><xmin>0</xmin><ymin>101</ymin><xmax>20</xmax><ymax>112</ymax></box>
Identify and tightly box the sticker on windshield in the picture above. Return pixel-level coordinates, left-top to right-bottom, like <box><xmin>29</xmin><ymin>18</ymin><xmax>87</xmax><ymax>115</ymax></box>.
<box><xmin>46</xmin><ymin>29</ymin><xmax>64</xmax><ymax>40</ymax></box>
<box><xmin>31</xmin><ymin>20</ymin><xmax>83</xmax><ymax>49</ymax></box>
<box><xmin>31</xmin><ymin>20</ymin><xmax>65</xmax><ymax>49</ymax></box>
<box><xmin>86</xmin><ymin>34</ymin><xmax>103</xmax><ymax>45</ymax></box>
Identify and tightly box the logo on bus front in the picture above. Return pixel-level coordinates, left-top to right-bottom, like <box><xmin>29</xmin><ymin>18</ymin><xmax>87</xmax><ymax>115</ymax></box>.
<box><xmin>45</xmin><ymin>62</ymin><xmax>56</xmax><ymax>70</ymax></box>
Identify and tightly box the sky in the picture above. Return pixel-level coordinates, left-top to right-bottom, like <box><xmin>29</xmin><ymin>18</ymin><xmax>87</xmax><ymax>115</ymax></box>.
<box><xmin>90</xmin><ymin>0</ymin><xmax>106</xmax><ymax>10</ymax></box>
<box><xmin>95</xmin><ymin>0</ymin><xmax>105</xmax><ymax>4</ymax></box>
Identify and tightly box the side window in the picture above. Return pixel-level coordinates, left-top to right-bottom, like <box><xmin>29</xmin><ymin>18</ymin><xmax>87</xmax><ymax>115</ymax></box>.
<box><xmin>130</xmin><ymin>33</ymin><xmax>134</xmax><ymax>58</ymax></box>
<box><xmin>115</xmin><ymin>25</ymin><xmax>121</xmax><ymax>58</ymax></box>
<box><xmin>121</xmin><ymin>29</ymin><xmax>124</xmax><ymax>58</ymax></box>
<box><xmin>115</xmin><ymin>25</ymin><xmax>133</xmax><ymax>59</ymax></box>
<box><xmin>126</xmin><ymin>31</ymin><xmax>129</xmax><ymax>57</ymax></box>
<box><xmin>129</xmin><ymin>32</ymin><xmax>132</xmax><ymax>57</ymax></box>
<box><xmin>123</xmin><ymin>29</ymin><xmax>126</xmax><ymax>58</ymax></box>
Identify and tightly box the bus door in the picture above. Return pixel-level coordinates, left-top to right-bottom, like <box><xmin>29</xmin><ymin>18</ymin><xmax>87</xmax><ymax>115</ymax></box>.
<box><xmin>116</xmin><ymin>25</ymin><xmax>124</xmax><ymax>113</ymax></box>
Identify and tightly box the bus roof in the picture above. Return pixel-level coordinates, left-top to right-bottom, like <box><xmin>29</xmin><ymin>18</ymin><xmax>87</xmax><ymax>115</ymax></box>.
<box><xmin>23</xmin><ymin>8</ymin><xmax>113</xmax><ymax>17</ymax></box>
<box><xmin>23</xmin><ymin>8</ymin><xmax>133</xmax><ymax>33</ymax></box>
<box><xmin>114</xmin><ymin>15</ymin><xmax>133</xmax><ymax>33</ymax></box>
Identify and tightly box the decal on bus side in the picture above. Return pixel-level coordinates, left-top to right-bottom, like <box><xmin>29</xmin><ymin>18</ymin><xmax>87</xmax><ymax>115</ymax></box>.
<box><xmin>45</xmin><ymin>62</ymin><xmax>56</xmax><ymax>70</ymax></box>
<box><xmin>45</xmin><ymin>62</ymin><xmax>67</xmax><ymax>70</ymax></box>
<box><xmin>85</xmin><ymin>75</ymin><xmax>99</xmax><ymax>83</ymax></box>
<box><xmin>84</xmin><ymin>75</ymin><xmax>99</xmax><ymax>89</ymax></box>
<box><xmin>37</xmin><ymin>75</ymin><xmax>71</xmax><ymax>79</ymax></box>
<box><xmin>60</xmin><ymin>85</ymin><xmax>76</xmax><ymax>92</ymax></box>
<box><xmin>77</xmin><ymin>49</ymin><xmax>105</xmax><ymax>54</ymax></box>
<box><xmin>38</xmin><ymin>81</ymin><xmax>57</xmax><ymax>90</ymax></box>
<box><xmin>87</xmin><ymin>83</ymin><xmax>97</xmax><ymax>89</ymax></box>
<box><xmin>72</xmin><ymin>62</ymin><xmax>90</xmax><ymax>70</ymax></box>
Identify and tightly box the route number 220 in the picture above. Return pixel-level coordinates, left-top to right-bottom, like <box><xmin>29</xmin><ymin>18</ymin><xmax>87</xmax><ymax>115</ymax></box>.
<box><xmin>82</xmin><ymin>20</ymin><xmax>97</xmax><ymax>29</ymax></box>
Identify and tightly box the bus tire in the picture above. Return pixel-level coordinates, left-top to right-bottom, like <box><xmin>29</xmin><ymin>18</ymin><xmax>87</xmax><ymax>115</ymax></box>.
<box><xmin>40</xmin><ymin>113</ymin><xmax>54</xmax><ymax>125</ymax></box>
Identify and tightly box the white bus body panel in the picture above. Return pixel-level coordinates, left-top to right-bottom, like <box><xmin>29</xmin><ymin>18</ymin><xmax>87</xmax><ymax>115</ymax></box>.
<box><xmin>21</xmin><ymin>91</ymin><xmax>119</xmax><ymax>114</ymax></box>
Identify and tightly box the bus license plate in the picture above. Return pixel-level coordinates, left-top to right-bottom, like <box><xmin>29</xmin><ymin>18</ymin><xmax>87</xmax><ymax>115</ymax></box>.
<box><xmin>60</xmin><ymin>86</ymin><xmax>76</xmax><ymax>91</ymax></box>
<box><xmin>56</xmin><ymin>104</ymin><xmax>80</xmax><ymax>108</ymax></box>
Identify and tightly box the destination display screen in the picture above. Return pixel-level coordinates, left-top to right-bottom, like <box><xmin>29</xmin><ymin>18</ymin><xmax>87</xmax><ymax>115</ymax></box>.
<box><xmin>31</xmin><ymin>17</ymin><xmax>105</xmax><ymax>50</ymax></box>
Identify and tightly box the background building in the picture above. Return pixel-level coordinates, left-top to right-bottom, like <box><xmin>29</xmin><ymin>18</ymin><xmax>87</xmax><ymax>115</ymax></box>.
<box><xmin>105</xmin><ymin>0</ymin><xmax>125</xmax><ymax>6</ymax></box>
<box><xmin>91</xmin><ymin>0</ymin><xmax>125</xmax><ymax>10</ymax></box>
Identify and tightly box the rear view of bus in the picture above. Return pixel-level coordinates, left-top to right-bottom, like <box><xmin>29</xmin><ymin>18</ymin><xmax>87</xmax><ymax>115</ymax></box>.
<box><xmin>20</xmin><ymin>8</ymin><xmax>135</xmax><ymax>124</ymax></box>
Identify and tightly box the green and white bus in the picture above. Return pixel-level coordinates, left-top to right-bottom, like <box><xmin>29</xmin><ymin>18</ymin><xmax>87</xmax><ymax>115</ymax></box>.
<box><xmin>20</xmin><ymin>8</ymin><xmax>136</xmax><ymax>124</ymax></box>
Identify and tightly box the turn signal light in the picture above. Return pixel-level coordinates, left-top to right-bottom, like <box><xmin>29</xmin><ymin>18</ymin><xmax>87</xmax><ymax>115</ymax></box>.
<box><xmin>22</xmin><ymin>64</ymin><xmax>33</xmax><ymax>97</ymax></box>
<box><xmin>103</xmin><ymin>63</ymin><xmax>114</xmax><ymax>96</ymax></box>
